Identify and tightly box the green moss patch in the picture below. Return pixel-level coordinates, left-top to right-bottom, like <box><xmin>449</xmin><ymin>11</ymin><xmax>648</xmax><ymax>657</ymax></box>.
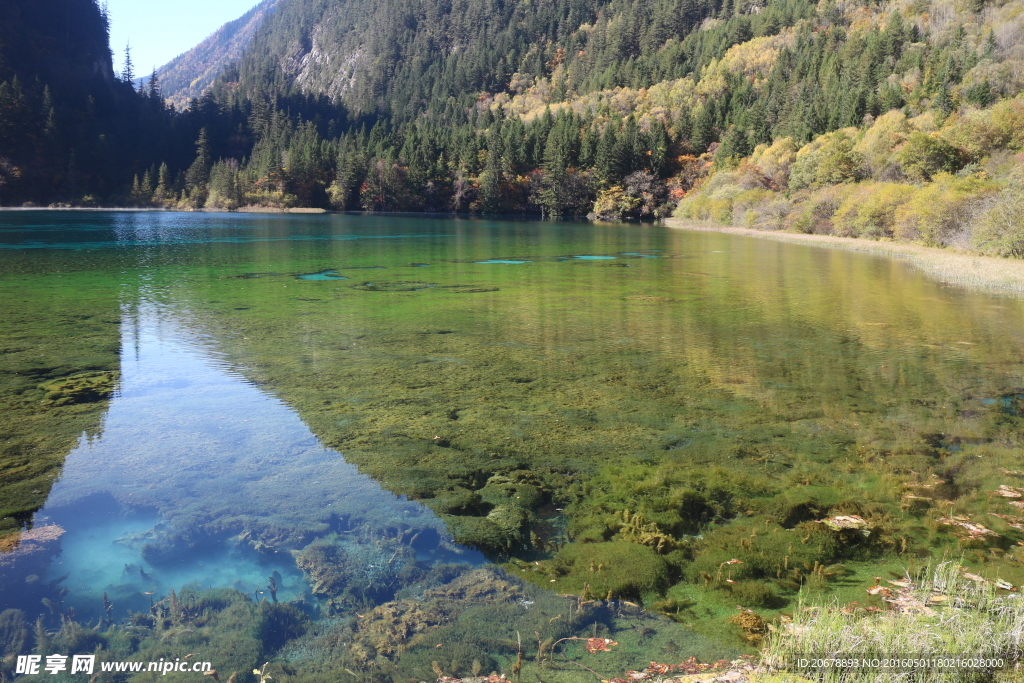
<box><xmin>531</xmin><ymin>541</ymin><xmax>671</xmax><ymax>601</ymax></box>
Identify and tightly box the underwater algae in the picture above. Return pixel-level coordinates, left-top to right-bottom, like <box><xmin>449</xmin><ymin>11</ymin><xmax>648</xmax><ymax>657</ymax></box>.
<box><xmin>145</xmin><ymin>219</ymin><xmax>1024</xmax><ymax>653</ymax></box>
<box><xmin>0</xmin><ymin>253</ymin><xmax>121</xmax><ymax>539</ymax></box>
<box><xmin>7</xmin><ymin>213</ymin><xmax>1024</xmax><ymax>681</ymax></box>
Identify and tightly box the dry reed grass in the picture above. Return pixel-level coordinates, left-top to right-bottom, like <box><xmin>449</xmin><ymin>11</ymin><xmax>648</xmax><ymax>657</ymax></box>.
<box><xmin>666</xmin><ymin>220</ymin><xmax>1024</xmax><ymax>298</ymax></box>
<box><xmin>761</xmin><ymin>562</ymin><xmax>1024</xmax><ymax>682</ymax></box>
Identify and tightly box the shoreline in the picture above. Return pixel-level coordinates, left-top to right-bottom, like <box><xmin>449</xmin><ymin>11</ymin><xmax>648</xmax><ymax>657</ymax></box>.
<box><xmin>666</xmin><ymin>219</ymin><xmax>1024</xmax><ymax>298</ymax></box>
<box><xmin>5</xmin><ymin>207</ymin><xmax>1022</xmax><ymax>297</ymax></box>
<box><xmin>0</xmin><ymin>206</ymin><xmax>327</xmax><ymax>214</ymax></box>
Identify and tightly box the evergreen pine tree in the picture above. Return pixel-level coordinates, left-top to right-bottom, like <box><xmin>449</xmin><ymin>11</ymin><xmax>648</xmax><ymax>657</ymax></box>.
<box><xmin>540</xmin><ymin>128</ymin><xmax>568</xmax><ymax>217</ymax></box>
<box><xmin>130</xmin><ymin>174</ymin><xmax>142</xmax><ymax>205</ymax></box>
<box><xmin>649</xmin><ymin>122</ymin><xmax>669</xmax><ymax>177</ymax></box>
<box><xmin>121</xmin><ymin>44</ymin><xmax>135</xmax><ymax>84</ymax></box>
<box><xmin>596</xmin><ymin>122</ymin><xmax>619</xmax><ymax>183</ymax></box>
<box><xmin>153</xmin><ymin>162</ymin><xmax>170</xmax><ymax>205</ymax></box>
<box><xmin>714</xmin><ymin>125</ymin><xmax>750</xmax><ymax>167</ymax></box>
<box><xmin>480</xmin><ymin>122</ymin><xmax>504</xmax><ymax>214</ymax></box>
<box><xmin>673</xmin><ymin>109</ymin><xmax>693</xmax><ymax>146</ymax></box>
<box><xmin>41</xmin><ymin>86</ymin><xmax>58</xmax><ymax>140</ymax></box>
<box><xmin>501</xmin><ymin>115</ymin><xmax>526</xmax><ymax>176</ymax></box>
<box><xmin>619</xmin><ymin>116</ymin><xmax>642</xmax><ymax>175</ymax></box>
<box><xmin>579</xmin><ymin>125</ymin><xmax>598</xmax><ymax>168</ymax></box>
<box><xmin>984</xmin><ymin>29</ymin><xmax>997</xmax><ymax>59</ymax></box>
<box><xmin>692</xmin><ymin>102</ymin><xmax>715</xmax><ymax>153</ymax></box>
<box><xmin>148</xmin><ymin>69</ymin><xmax>161</xmax><ymax>101</ymax></box>
<box><xmin>184</xmin><ymin>128</ymin><xmax>212</xmax><ymax>204</ymax></box>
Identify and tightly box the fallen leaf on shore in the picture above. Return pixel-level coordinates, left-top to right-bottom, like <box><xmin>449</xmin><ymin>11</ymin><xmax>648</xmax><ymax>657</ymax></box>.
<box><xmin>819</xmin><ymin>515</ymin><xmax>869</xmax><ymax>532</ymax></box>
<box><xmin>883</xmin><ymin>595</ymin><xmax>936</xmax><ymax>615</ymax></box>
<box><xmin>937</xmin><ymin>516</ymin><xmax>999</xmax><ymax>539</ymax></box>
<box><xmin>989</xmin><ymin>513</ymin><xmax>1024</xmax><ymax>530</ymax></box>
<box><xmin>585</xmin><ymin>638</ymin><xmax>617</xmax><ymax>653</ymax></box>
<box><xmin>993</xmin><ymin>485</ymin><xmax>1024</xmax><ymax>498</ymax></box>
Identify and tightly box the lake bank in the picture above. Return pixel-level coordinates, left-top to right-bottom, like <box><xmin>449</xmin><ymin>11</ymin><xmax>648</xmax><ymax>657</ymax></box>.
<box><xmin>666</xmin><ymin>219</ymin><xmax>1024</xmax><ymax>298</ymax></box>
<box><xmin>0</xmin><ymin>206</ymin><xmax>327</xmax><ymax>214</ymax></box>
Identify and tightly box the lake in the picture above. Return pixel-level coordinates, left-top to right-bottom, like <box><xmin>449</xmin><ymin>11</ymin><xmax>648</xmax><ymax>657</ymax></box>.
<box><xmin>3</xmin><ymin>211</ymin><xmax>1024</xmax><ymax>681</ymax></box>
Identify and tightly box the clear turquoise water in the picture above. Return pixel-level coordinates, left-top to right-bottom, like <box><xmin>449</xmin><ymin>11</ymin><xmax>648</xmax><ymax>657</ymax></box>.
<box><xmin>5</xmin><ymin>211</ymin><xmax>1024</xmax><ymax>680</ymax></box>
<box><xmin>296</xmin><ymin>269</ymin><xmax>348</xmax><ymax>280</ymax></box>
<box><xmin>32</xmin><ymin>301</ymin><xmax>474</xmax><ymax>621</ymax></box>
<box><xmin>1</xmin><ymin>212</ymin><xmax>741</xmax><ymax>680</ymax></box>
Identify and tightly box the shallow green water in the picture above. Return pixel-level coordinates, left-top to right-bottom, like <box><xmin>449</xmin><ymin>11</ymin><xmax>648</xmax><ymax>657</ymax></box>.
<box><xmin>4</xmin><ymin>211</ymin><xmax>1024</xmax><ymax>681</ymax></box>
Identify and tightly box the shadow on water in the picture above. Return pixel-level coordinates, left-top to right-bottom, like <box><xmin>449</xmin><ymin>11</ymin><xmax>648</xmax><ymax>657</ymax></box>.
<box><xmin>32</xmin><ymin>299</ymin><xmax>484</xmax><ymax>602</ymax></box>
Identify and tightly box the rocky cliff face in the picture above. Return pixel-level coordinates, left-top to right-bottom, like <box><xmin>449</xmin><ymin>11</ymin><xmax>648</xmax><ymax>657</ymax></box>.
<box><xmin>154</xmin><ymin>0</ymin><xmax>279</xmax><ymax>109</ymax></box>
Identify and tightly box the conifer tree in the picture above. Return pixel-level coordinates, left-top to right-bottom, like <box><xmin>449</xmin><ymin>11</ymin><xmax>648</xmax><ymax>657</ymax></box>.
<box><xmin>153</xmin><ymin>162</ymin><xmax>170</xmax><ymax>205</ymax></box>
<box><xmin>673</xmin><ymin>109</ymin><xmax>693</xmax><ymax>147</ymax></box>
<box><xmin>578</xmin><ymin>125</ymin><xmax>597</xmax><ymax>168</ymax></box>
<box><xmin>649</xmin><ymin>123</ymin><xmax>669</xmax><ymax>177</ymax></box>
<box><xmin>184</xmin><ymin>128</ymin><xmax>212</xmax><ymax>204</ymax></box>
<box><xmin>121</xmin><ymin>44</ymin><xmax>134</xmax><ymax>84</ymax></box>
<box><xmin>41</xmin><ymin>86</ymin><xmax>58</xmax><ymax>139</ymax></box>
<box><xmin>480</xmin><ymin>121</ymin><xmax>504</xmax><ymax>214</ymax></box>
<box><xmin>147</xmin><ymin>69</ymin><xmax>161</xmax><ymax>101</ymax></box>
<box><xmin>540</xmin><ymin>128</ymin><xmax>568</xmax><ymax>217</ymax></box>
<box><xmin>501</xmin><ymin>115</ymin><xmax>526</xmax><ymax>176</ymax></box>
<box><xmin>618</xmin><ymin>116</ymin><xmax>642</xmax><ymax>176</ymax></box>
<box><xmin>596</xmin><ymin>121</ymin><xmax>620</xmax><ymax>182</ymax></box>
<box><xmin>129</xmin><ymin>174</ymin><xmax>145</xmax><ymax>205</ymax></box>
<box><xmin>692</xmin><ymin>102</ymin><xmax>715</xmax><ymax>153</ymax></box>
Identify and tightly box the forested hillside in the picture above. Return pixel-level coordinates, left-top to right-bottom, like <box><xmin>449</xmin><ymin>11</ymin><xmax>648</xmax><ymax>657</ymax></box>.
<box><xmin>153</xmin><ymin>0</ymin><xmax>279</xmax><ymax>110</ymax></box>
<box><xmin>1</xmin><ymin>0</ymin><xmax>1022</xmax><ymax>252</ymax></box>
<box><xmin>0</xmin><ymin>0</ymin><xmax>115</xmax><ymax>94</ymax></box>
<box><xmin>0</xmin><ymin>0</ymin><xmax>124</xmax><ymax>202</ymax></box>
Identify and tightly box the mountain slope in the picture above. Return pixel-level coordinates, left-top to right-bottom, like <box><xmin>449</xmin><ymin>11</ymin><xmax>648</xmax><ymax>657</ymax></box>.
<box><xmin>154</xmin><ymin>0</ymin><xmax>279</xmax><ymax>109</ymax></box>
<box><xmin>188</xmin><ymin>0</ymin><xmax>1024</xmax><ymax>218</ymax></box>
<box><xmin>229</xmin><ymin>0</ymin><xmax>760</xmax><ymax>118</ymax></box>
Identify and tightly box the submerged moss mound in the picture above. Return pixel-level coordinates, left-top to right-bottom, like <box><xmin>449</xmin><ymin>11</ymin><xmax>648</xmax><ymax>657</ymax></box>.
<box><xmin>3</xmin><ymin>587</ymin><xmax>306</xmax><ymax>683</ymax></box>
<box><xmin>542</xmin><ymin>541</ymin><xmax>670</xmax><ymax>600</ymax></box>
<box><xmin>280</xmin><ymin>563</ymin><xmax>736</xmax><ymax>682</ymax></box>
<box><xmin>444</xmin><ymin>515</ymin><xmax>517</xmax><ymax>555</ymax></box>
<box><xmin>295</xmin><ymin>537</ymin><xmax>419</xmax><ymax>610</ymax></box>
<box><xmin>38</xmin><ymin>371</ymin><xmax>117</xmax><ymax>406</ymax></box>
<box><xmin>114</xmin><ymin>588</ymin><xmax>307</xmax><ymax>682</ymax></box>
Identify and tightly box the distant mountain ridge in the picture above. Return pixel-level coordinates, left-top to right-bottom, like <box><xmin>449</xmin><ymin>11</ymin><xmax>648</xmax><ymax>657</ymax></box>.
<box><xmin>153</xmin><ymin>0</ymin><xmax>279</xmax><ymax>109</ymax></box>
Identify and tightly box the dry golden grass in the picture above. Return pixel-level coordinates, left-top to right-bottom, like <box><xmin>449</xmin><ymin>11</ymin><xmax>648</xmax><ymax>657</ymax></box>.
<box><xmin>759</xmin><ymin>562</ymin><xmax>1024</xmax><ymax>682</ymax></box>
<box><xmin>666</xmin><ymin>219</ymin><xmax>1024</xmax><ymax>297</ymax></box>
